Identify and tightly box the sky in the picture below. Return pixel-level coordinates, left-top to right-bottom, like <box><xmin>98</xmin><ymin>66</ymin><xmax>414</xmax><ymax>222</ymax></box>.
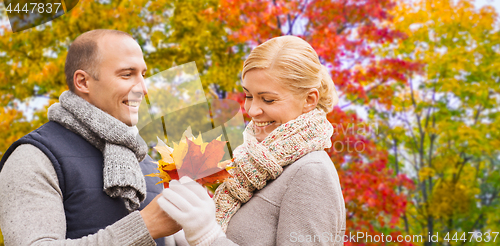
<box><xmin>475</xmin><ymin>0</ymin><xmax>500</xmax><ymax>10</ymax></box>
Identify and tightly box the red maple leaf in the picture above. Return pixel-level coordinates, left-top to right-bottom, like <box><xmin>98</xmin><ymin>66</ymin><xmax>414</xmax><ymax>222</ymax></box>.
<box><xmin>165</xmin><ymin>138</ymin><xmax>231</xmax><ymax>188</ymax></box>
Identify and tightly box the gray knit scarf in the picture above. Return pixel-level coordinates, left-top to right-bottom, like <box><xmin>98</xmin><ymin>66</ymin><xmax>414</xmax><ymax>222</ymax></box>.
<box><xmin>48</xmin><ymin>90</ymin><xmax>148</xmax><ymax>212</ymax></box>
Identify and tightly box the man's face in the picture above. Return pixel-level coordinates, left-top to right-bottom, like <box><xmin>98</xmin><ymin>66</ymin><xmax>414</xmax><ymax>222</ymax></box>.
<box><xmin>86</xmin><ymin>34</ymin><xmax>147</xmax><ymax>126</ymax></box>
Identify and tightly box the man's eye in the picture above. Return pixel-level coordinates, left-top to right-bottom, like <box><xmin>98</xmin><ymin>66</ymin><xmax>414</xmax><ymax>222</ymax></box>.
<box><xmin>122</xmin><ymin>74</ymin><xmax>131</xmax><ymax>77</ymax></box>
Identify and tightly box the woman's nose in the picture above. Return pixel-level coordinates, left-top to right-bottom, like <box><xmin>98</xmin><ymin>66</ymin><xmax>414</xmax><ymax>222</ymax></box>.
<box><xmin>247</xmin><ymin>102</ymin><xmax>263</xmax><ymax>117</ymax></box>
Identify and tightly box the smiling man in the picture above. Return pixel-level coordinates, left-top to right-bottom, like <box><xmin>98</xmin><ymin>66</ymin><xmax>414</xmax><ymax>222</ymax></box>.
<box><xmin>0</xmin><ymin>30</ymin><xmax>179</xmax><ymax>245</ymax></box>
<box><xmin>70</xmin><ymin>31</ymin><xmax>146</xmax><ymax>127</ymax></box>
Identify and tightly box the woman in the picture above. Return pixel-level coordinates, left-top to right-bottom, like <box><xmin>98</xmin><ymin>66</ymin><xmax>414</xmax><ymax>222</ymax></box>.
<box><xmin>158</xmin><ymin>35</ymin><xmax>346</xmax><ymax>245</ymax></box>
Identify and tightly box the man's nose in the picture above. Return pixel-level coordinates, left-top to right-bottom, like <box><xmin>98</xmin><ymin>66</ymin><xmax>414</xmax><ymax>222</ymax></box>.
<box><xmin>132</xmin><ymin>76</ymin><xmax>148</xmax><ymax>96</ymax></box>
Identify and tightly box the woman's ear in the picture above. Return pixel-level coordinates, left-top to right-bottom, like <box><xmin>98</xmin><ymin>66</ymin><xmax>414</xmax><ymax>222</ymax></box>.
<box><xmin>303</xmin><ymin>88</ymin><xmax>319</xmax><ymax>113</ymax></box>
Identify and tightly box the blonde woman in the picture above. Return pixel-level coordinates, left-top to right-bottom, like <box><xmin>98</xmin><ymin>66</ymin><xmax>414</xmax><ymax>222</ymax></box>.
<box><xmin>158</xmin><ymin>35</ymin><xmax>346</xmax><ymax>246</ymax></box>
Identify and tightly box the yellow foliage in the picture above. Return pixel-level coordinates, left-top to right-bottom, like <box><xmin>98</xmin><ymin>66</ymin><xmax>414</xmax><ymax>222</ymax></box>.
<box><xmin>0</xmin><ymin>0</ymin><xmax>244</xmax><ymax>161</ymax></box>
<box><xmin>429</xmin><ymin>179</ymin><xmax>479</xmax><ymax>220</ymax></box>
<box><xmin>382</xmin><ymin>0</ymin><xmax>500</xmax><ymax>238</ymax></box>
<box><xmin>418</xmin><ymin>167</ymin><xmax>435</xmax><ymax>181</ymax></box>
<box><xmin>432</xmin><ymin>152</ymin><xmax>459</xmax><ymax>174</ymax></box>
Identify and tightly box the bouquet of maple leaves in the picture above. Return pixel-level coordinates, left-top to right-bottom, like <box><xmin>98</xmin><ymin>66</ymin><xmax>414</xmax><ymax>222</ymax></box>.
<box><xmin>146</xmin><ymin>127</ymin><xmax>233</xmax><ymax>193</ymax></box>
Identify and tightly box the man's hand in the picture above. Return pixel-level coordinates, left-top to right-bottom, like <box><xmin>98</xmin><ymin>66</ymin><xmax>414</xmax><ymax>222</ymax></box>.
<box><xmin>140</xmin><ymin>194</ymin><xmax>182</xmax><ymax>239</ymax></box>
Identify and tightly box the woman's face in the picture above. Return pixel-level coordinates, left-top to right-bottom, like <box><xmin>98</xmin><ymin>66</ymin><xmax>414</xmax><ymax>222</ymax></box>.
<box><xmin>242</xmin><ymin>69</ymin><xmax>307</xmax><ymax>142</ymax></box>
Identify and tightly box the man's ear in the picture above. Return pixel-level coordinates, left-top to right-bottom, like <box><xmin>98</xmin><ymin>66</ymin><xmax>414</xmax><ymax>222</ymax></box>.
<box><xmin>73</xmin><ymin>70</ymin><xmax>91</xmax><ymax>95</ymax></box>
<box><xmin>303</xmin><ymin>88</ymin><xmax>319</xmax><ymax>113</ymax></box>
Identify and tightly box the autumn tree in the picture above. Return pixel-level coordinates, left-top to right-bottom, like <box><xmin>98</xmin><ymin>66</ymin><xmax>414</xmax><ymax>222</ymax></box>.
<box><xmin>372</xmin><ymin>0</ymin><xmax>500</xmax><ymax>245</ymax></box>
<box><xmin>213</xmin><ymin>0</ymin><xmax>419</xmax><ymax>244</ymax></box>
<box><xmin>0</xmin><ymin>0</ymin><xmax>246</xmax><ymax>240</ymax></box>
<box><xmin>0</xmin><ymin>0</ymin><xmax>244</xmax><ymax>158</ymax></box>
<box><xmin>5</xmin><ymin>0</ymin><xmax>485</xmax><ymax>245</ymax></box>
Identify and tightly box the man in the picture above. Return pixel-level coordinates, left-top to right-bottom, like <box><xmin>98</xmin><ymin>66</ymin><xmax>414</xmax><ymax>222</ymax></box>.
<box><xmin>0</xmin><ymin>29</ymin><xmax>180</xmax><ymax>245</ymax></box>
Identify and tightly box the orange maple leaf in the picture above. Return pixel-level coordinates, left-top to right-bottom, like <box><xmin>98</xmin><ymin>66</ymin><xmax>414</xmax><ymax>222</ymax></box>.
<box><xmin>147</xmin><ymin>132</ymin><xmax>233</xmax><ymax>189</ymax></box>
<box><xmin>178</xmin><ymin>137</ymin><xmax>229</xmax><ymax>186</ymax></box>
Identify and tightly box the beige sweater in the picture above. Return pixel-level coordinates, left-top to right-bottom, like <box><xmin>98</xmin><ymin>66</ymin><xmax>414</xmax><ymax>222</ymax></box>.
<box><xmin>211</xmin><ymin>151</ymin><xmax>346</xmax><ymax>245</ymax></box>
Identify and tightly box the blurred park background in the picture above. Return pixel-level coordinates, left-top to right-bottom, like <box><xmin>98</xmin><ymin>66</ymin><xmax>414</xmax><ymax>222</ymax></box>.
<box><xmin>0</xmin><ymin>0</ymin><xmax>499</xmax><ymax>245</ymax></box>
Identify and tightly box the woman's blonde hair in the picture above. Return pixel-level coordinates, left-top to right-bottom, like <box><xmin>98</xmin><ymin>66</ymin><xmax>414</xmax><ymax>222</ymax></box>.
<box><xmin>242</xmin><ymin>35</ymin><xmax>338</xmax><ymax>112</ymax></box>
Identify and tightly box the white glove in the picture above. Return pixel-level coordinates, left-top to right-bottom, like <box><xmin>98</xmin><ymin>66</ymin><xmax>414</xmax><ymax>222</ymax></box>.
<box><xmin>157</xmin><ymin>176</ymin><xmax>225</xmax><ymax>246</ymax></box>
<box><xmin>173</xmin><ymin>230</ymin><xmax>190</xmax><ymax>246</ymax></box>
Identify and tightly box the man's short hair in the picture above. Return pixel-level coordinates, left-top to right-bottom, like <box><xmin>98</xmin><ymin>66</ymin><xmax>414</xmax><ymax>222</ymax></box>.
<box><xmin>64</xmin><ymin>29</ymin><xmax>133</xmax><ymax>91</ymax></box>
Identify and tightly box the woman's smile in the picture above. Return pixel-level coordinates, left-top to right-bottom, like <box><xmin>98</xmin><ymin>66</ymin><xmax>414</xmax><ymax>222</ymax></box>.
<box><xmin>242</xmin><ymin>69</ymin><xmax>307</xmax><ymax>142</ymax></box>
<box><xmin>254</xmin><ymin>121</ymin><xmax>275</xmax><ymax>127</ymax></box>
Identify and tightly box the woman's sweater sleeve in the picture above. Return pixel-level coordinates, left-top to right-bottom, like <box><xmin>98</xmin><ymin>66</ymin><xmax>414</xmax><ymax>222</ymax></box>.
<box><xmin>276</xmin><ymin>162</ymin><xmax>346</xmax><ymax>245</ymax></box>
<box><xmin>210</xmin><ymin>160</ymin><xmax>346</xmax><ymax>246</ymax></box>
<box><xmin>0</xmin><ymin>144</ymin><xmax>156</xmax><ymax>246</ymax></box>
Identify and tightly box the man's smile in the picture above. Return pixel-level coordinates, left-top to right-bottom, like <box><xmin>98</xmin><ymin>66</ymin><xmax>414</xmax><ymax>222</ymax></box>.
<box><xmin>123</xmin><ymin>100</ymin><xmax>141</xmax><ymax>107</ymax></box>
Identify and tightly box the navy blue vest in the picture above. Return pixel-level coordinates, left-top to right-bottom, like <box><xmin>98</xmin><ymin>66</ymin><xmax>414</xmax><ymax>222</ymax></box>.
<box><xmin>0</xmin><ymin>121</ymin><xmax>165</xmax><ymax>245</ymax></box>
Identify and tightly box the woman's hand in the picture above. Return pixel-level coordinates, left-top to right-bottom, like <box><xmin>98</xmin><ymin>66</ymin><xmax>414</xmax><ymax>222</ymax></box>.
<box><xmin>157</xmin><ymin>176</ymin><xmax>225</xmax><ymax>245</ymax></box>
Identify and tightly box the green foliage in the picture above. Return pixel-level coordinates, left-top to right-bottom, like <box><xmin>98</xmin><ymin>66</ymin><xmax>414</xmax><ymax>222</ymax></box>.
<box><xmin>373</xmin><ymin>0</ymin><xmax>500</xmax><ymax>244</ymax></box>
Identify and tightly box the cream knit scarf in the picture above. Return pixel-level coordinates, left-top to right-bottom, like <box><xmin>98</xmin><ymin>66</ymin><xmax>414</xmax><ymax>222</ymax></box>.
<box><xmin>213</xmin><ymin>108</ymin><xmax>334</xmax><ymax>231</ymax></box>
<box><xmin>47</xmin><ymin>91</ymin><xmax>148</xmax><ymax>212</ymax></box>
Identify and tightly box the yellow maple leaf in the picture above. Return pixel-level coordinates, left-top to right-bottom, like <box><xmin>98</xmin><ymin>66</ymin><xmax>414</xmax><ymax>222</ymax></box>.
<box><xmin>154</xmin><ymin>145</ymin><xmax>174</xmax><ymax>164</ymax></box>
<box><xmin>171</xmin><ymin>127</ymin><xmax>207</xmax><ymax>168</ymax></box>
<box><xmin>154</xmin><ymin>137</ymin><xmax>176</xmax><ymax>169</ymax></box>
<box><xmin>172</xmin><ymin>141</ymin><xmax>188</xmax><ymax>168</ymax></box>
<box><xmin>193</xmin><ymin>133</ymin><xmax>209</xmax><ymax>153</ymax></box>
<box><xmin>146</xmin><ymin>137</ymin><xmax>176</xmax><ymax>185</ymax></box>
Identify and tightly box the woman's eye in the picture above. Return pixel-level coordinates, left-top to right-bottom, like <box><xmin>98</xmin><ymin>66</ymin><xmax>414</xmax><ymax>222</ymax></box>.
<box><xmin>263</xmin><ymin>98</ymin><xmax>275</xmax><ymax>103</ymax></box>
<box><xmin>245</xmin><ymin>95</ymin><xmax>252</xmax><ymax>99</ymax></box>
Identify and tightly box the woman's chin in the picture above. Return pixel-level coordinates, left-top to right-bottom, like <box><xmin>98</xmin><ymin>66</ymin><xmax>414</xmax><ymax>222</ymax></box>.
<box><xmin>254</xmin><ymin>126</ymin><xmax>278</xmax><ymax>142</ymax></box>
<box><xmin>255</xmin><ymin>133</ymin><xmax>270</xmax><ymax>143</ymax></box>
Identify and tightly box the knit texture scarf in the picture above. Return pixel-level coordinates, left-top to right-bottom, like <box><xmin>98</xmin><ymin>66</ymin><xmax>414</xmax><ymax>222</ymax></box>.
<box><xmin>213</xmin><ymin>108</ymin><xmax>334</xmax><ymax>231</ymax></box>
<box><xmin>47</xmin><ymin>91</ymin><xmax>148</xmax><ymax>212</ymax></box>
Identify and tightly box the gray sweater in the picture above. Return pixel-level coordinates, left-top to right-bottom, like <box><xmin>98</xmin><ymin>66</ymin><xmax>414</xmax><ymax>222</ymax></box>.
<box><xmin>0</xmin><ymin>144</ymin><xmax>160</xmax><ymax>246</ymax></box>
<box><xmin>211</xmin><ymin>151</ymin><xmax>346</xmax><ymax>245</ymax></box>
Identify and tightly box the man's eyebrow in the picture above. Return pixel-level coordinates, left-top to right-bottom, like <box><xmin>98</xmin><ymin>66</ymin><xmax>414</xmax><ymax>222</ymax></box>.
<box><xmin>116</xmin><ymin>68</ymin><xmax>148</xmax><ymax>75</ymax></box>
<box><xmin>116</xmin><ymin>67</ymin><xmax>136</xmax><ymax>73</ymax></box>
